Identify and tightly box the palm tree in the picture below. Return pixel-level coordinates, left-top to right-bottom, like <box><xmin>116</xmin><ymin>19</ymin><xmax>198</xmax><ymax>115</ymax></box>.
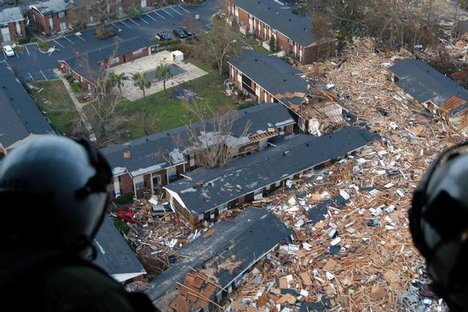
<box><xmin>109</xmin><ymin>72</ymin><xmax>127</xmax><ymax>96</ymax></box>
<box><xmin>155</xmin><ymin>63</ymin><xmax>173</xmax><ymax>92</ymax></box>
<box><xmin>132</xmin><ymin>72</ymin><xmax>151</xmax><ymax>98</ymax></box>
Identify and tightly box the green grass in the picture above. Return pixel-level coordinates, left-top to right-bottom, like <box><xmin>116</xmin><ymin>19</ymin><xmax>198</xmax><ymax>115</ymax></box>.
<box><xmin>30</xmin><ymin>80</ymin><xmax>80</xmax><ymax>135</ymax></box>
<box><xmin>118</xmin><ymin>59</ymin><xmax>234</xmax><ymax>139</ymax></box>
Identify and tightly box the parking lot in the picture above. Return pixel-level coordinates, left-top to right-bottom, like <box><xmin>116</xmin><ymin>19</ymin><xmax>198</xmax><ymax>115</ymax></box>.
<box><xmin>5</xmin><ymin>3</ymin><xmax>218</xmax><ymax>83</ymax></box>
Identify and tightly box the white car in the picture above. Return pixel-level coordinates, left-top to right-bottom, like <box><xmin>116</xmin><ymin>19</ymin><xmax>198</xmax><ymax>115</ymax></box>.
<box><xmin>3</xmin><ymin>45</ymin><xmax>14</xmax><ymax>57</ymax></box>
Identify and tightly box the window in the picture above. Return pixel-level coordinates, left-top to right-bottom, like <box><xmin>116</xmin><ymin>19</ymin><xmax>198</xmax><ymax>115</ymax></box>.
<box><xmin>132</xmin><ymin>48</ymin><xmax>144</xmax><ymax>56</ymax></box>
<box><xmin>109</xmin><ymin>56</ymin><xmax>120</xmax><ymax>65</ymax></box>
<box><xmin>167</xmin><ymin>166</ymin><xmax>177</xmax><ymax>183</ymax></box>
<box><xmin>58</xmin><ymin>11</ymin><xmax>65</xmax><ymax>18</ymax></box>
<box><xmin>134</xmin><ymin>175</ymin><xmax>145</xmax><ymax>190</ymax></box>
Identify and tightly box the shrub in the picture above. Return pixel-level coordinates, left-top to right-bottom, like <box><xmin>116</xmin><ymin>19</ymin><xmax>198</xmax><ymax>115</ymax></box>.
<box><xmin>114</xmin><ymin>218</ymin><xmax>131</xmax><ymax>236</ymax></box>
<box><xmin>18</xmin><ymin>36</ymin><xmax>31</xmax><ymax>44</ymax></box>
<box><xmin>70</xmin><ymin>81</ymin><xmax>81</xmax><ymax>92</ymax></box>
<box><xmin>115</xmin><ymin>192</ymin><xmax>134</xmax><ymax>204</ymax></box>
<box><xmin>37</xmin><ymin>41</ymin><xmax>48</xmax><ymax>50</ymax></box>
<box><xmin>128</xmin><ymin>6</ymin><xmax>143</xmax><ymax>18</ymax></box>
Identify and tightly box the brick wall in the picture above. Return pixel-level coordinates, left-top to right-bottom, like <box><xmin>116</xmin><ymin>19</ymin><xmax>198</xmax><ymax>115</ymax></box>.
<box><xmin>237</xmin><ymin>7</ymin><xmax>249</xmax><ymax>30</ymax></box>
<box><xmin>275</xmin><ymin>32</ymin><xmax>290</xmax><ymax>55</ymax></box>
<box><xmin>119</xmin><ymin>173</ymin><xmax>134</xmax><ymax>196</ymax></box>
<box><xmin>1</xmin><ymin>21</ymin><xmax>26</xmax><ymax>43</ymax></box>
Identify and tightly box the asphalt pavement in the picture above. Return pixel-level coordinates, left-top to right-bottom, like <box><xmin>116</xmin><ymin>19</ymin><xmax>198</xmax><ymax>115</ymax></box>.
<box><xmin>5</xmin><ymin>0</ymin><xmax>222</xmax><ymax>83</ymax></box>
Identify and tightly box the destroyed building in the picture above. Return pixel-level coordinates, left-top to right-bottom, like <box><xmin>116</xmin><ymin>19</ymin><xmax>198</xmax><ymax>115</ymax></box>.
<box><xmin>164</xmin><ymin>126</ymin><xmax>379</xmax><ymax>225</ymax></box>
<box><xmin>388</xmin><ymin>59</ymin><xmax>468</xmax><ymax>132</ymax></box>
<box><xmin>228</xmin><ymin>50</ymin><xmax>348</xmax><ymax>135</ymax></box>
<box><xmin>101</xmin><ymin>103</ymin><xmax>295</xmax><ymax>199</ymax></box>
<box><xmin>146</xmin><ymin>207</ymin><xmax>291</xmax><ymax>311</ymax></box>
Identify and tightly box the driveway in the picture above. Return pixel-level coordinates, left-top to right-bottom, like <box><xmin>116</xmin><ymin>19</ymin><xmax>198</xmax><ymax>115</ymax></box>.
<box><xmin>5</xmin><ymin>0</ymin><xmax>223</xmax><ymax>83</ymax></box>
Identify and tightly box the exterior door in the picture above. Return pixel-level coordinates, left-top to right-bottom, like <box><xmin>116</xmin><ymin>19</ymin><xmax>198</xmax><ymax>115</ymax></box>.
<box><xmin>141</xmin><ymin>0</ymin><xmax>147</xmax><ymax>8</ymax></box>
<box><xmin>1</xmin><ymin>27</ymin><xmax>10</xmax><ymax>42</ymax></box>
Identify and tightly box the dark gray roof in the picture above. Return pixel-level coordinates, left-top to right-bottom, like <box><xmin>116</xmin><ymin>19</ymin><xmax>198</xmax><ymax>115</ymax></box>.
<box><xmin>165</xmin><ymin>127</ymin><xmax>379</xmax><ymax>216</ymax></box>
<box><xmin>32</xmin><ymin>0</ymin><xmax>73</xmax><ymax>15</ymax></box>
<box><xmin>234</xmin><ymin>0</ymin><xmax>313</xmax><ymax>46</ymax></box>
<box><xmin>388</xmin><ymin>59</ymin><xmax>468</xmax><ymax>108</ymax></box>
<box><xmin>101</xmin><ymin>104</ymin><xmax>295</xmax><ymax>176</ymax></box>
<box><xmin>230</xmin><ymin>103</ymin><xmax>294</xmax><ymax>136</ymax></box>
<box><xmin>93</xmin><ymin>215</ymin><xmax>146</xmax><ymax>280</ymax></box>
<box><xmin>0</xmin><ymin>62</ymin><xmax>54</xmax><ymax>148</ymax></box>
<box><xmin>62</xmin><ymin>37</ymin><xmax>152</xmax><ymax>83</ymax></box>
<box><xmin>0</xmin><ymin>7</ymin><xmax>24</xmax><ymax>24</ymax></box>
<box><xmin>101</xmin><ymin>126</ymin><xmax>190</xmax><ymax>176</ymax></box>
<box><xmin>147</xmin><ymin>207</ymin><xmax>291</xmax><ymax>305</ymax></box>
<box><xmin>228</xmin><ymin>50</ymin><xmax>308</xmax><ymax>99</ymax></box>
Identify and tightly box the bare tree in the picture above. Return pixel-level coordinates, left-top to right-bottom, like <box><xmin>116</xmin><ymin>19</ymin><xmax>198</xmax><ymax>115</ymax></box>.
<box><xmin>180</xmin><ymin>100</ymin><xmax>251</xmax><ymax>168</ymax></box>
<box><xmin>79</xmin><ymin>52</ymin><xmax>125</xmax><ymax>143</ymax></box>
<box><xmin>194</xmin><ymin>17</ymin><xmax>243</xmax><ymax>76</ymax></box>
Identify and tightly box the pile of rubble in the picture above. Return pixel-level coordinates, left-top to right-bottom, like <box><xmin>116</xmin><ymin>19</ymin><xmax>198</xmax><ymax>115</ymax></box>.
<box><xmin>224</xmin><ymin>38</ymin><xmax>464</xmax><ymax>311</ymax></box>
<box><xmin>125</xmin><ymin>198</ymin><xmax>193</xmax><ymax>276</ymax></box>
<box><xmin>121</xmin><ymin>37</ymin><xmax>466</xmax><ymax>311</ymax></box>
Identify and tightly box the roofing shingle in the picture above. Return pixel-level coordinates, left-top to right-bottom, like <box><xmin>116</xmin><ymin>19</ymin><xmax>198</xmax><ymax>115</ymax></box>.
<box><xmin>0</xmin><ymin>62</ymin><xmax>54</xmax><ymax>148</ymax></box>
<box><xmin>228</xmin><ymin>50</ymin><xmax>308</xmax><ymax>100</ymax></box>
<box><xmin>388</xmin><ymin>59</ymin><xmax>468</xmax><ymax>108</ymax></box>
<box><xmin>234</xmin><ymin>0</ymin><xmax>313</xmax><ymax>46</ymax></box>
<box><xmin>147</xmin><ymin>207</ymin><xmax>291</xmax><ymax>305</ymax></box>
<box><xmin>101</xmin><ymin>104</ymin><xmax>295</xmax><ymax>176</ymax></box>
<box><xmin>93</xmin><ymin>215</ymin><xmax>146</xmax><ymax>282</ymax></box>
<box><xmin>165</xmin><ymin>126</ymin><xmax>379</xmax><ymax>216</ymax></box>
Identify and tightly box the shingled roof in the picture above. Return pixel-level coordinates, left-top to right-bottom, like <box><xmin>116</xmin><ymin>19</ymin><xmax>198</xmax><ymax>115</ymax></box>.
<box><xmin>0</xmin><ymin>62</ymin><xmax>54</xmax><ymax>148</ymax></box>
<box><xmin>165</xmin><ymin>126</ymin><xmax>379</xmax><ymax>216</ymax></box>
<box><xmin>388</xmin><ymin>59</ymin><xmax>468</xmax><ymax>109</ymax></box>
<box><xmin>60</xmin><ymin>37</ymin><xmax>152</xmax><ymax>83</ymax></box>
<box><xmin>94</xmin><ymin>215</ymin><xmax>146</xmax><ymax>282</ymax></box>
<box><xmin>234</xmin><ymin>0</ymin><xmax>313</xmax><ymax>46</ymax></box>
<box><xmin>147</xmin><ymin>207</ymin><xmax>291</xmax><ymax>307</ymax></box>
<box><xmin>228</xmin><ymin>50</ymin><xmax>308</xmax><ymax>102</ymax></box>
<box><xmin>101</xmin><ymin>104</ymin><xmax>295</xmax><ymax>177</ymax></box>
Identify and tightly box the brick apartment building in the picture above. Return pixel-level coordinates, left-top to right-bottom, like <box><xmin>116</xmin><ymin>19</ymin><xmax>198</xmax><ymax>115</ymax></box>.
<box><xmin>227</xmin><ymin>0</ymin><xmax>335</xmax><ymax>63</ymax></box>
<box><xmin>58</xmin><ymin>37</ymin><xmax>151</xmax><ymax>92</ymax></box>
<box><xmin>28</xmin><ymin>0</ymin><xmax>75</xmax><ymax>34</ymax></box>
<box><xmin>0</xmin><ymin>7</ymin><xmax>27</xmax><ymax>43</ymax></box>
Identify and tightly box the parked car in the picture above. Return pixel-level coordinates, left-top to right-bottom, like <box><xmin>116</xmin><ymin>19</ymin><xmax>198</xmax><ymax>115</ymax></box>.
<box><xmin>173</xmin><ymin>27</ymin><xmax>188</xmax><ymax>39</ymax></box>
<box><xmin>155</xmin><ymin>31</ymin><xmax>173</xmax><ymax>41</ymax></box>
<box><xmin>3</xmin><ymin>45</ymin><xmax>14</xmax><ymax>57</ymax></box>
<box><xmin>183</xmin><ymin>27</ymin><xmax>195</xmax><ymax>37</ymax></box>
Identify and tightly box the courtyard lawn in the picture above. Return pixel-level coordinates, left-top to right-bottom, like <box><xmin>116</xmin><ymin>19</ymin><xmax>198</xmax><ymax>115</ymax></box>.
<box><xmin>120</xmin><ymin>59</ymin><xmax>234</xmax><ymax>139</ymax></box>
<box><xmin>30</xmin><ymin>80</ymin><xmax>81</xmax><ymax>135</ymax></box>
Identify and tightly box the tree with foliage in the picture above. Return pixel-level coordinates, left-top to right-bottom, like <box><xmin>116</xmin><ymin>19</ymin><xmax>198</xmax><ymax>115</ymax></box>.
<box><xmin>155</xmin><ymin>63</ymin><xmax>173</xmax><ymax>92</ymax></box>
<box><xmin>132</xmin><ymin>72</ymin><xmax>151</xmax><ymax>98</ymax></box>
<box><xmin>307</xmin><ymin>0</ymin><xmax>440</xmax><ymax>52</ymax></box>
<box><xmin>194</xmin><ymin>17</ymin><xmax>243</xmax><ymax>76</ymax></box>
<box><xmin>108</xmin><ymin>72</ymin><xmax>127</xmax><ymax>96</ymax></box>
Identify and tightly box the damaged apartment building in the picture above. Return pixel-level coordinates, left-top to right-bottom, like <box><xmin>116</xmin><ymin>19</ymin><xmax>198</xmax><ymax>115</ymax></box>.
<box><xmin>101</xmin><ymin>104</ymin><xmax>295</xmax><ymax>199</ymax></box>
<box><xmin>164</xmin><ymin>126</ymin><xmax>379</xmax><ymax>225</ymax></box>
<box><xmin>228</xmin><ymin>50</ymin><xmax>350</xmax><ymax>136</ymax></box>
<box><xmin>146</xmin><ymin>207</ymin><xmax>291</xmax><ymax>311</ymax></box>
<box><xmin>388</xmin><ymin>59</ymin><xmax>468</xmax><ymax>132</ymax></box>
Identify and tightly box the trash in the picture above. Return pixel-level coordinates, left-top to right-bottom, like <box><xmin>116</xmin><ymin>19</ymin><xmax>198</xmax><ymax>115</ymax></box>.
<box><xmin>330</xmin><ymin>237</ymin><xmax>341</xmax><ymax>246</ymax></box>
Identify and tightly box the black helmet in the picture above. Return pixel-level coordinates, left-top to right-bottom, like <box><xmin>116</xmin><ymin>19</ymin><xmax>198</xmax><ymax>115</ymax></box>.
<box><xmin>410</xmin><ymin>141</ymin><xmax>468</xmax><ymax>311</ymax></box>
<box><xmin>0</xmin><ymin>135</ymin><xmax>112</xmax><ymax>252</ymax></box>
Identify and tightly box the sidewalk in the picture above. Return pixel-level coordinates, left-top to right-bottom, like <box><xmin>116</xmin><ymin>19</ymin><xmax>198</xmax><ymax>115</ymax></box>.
<box><xmin>54</xmin><ymin>69</ymin><xmax>96</xmax><ymax>141</ymax></box>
